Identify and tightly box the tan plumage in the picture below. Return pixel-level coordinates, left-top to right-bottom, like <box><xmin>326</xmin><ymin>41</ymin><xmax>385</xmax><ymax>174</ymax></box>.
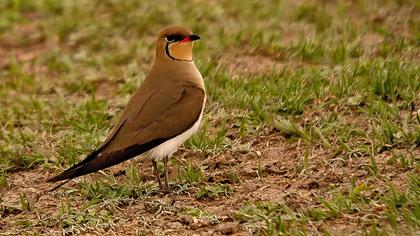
<box><xmin>48</xmin><ymin>26</ymin><xmax>205</xmax><ymax>192</ymax></box>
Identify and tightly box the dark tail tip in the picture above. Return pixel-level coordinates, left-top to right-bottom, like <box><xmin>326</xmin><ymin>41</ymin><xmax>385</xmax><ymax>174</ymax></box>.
<box><xmin>47</xmin><ymin>174</ymin><xmax>64</xmax><ymax>182</ymax></box>
<box><xmin>48</xmin><ymin>179</ymin><xmax>72</xmax><ymax>192</ymax></box>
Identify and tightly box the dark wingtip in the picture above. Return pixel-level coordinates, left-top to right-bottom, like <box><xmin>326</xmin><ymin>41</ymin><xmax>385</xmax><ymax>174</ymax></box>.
<box><xmin>47</xmin><ymin>169</ymin><xmax>75</xmax><ymax>183</ymax></box>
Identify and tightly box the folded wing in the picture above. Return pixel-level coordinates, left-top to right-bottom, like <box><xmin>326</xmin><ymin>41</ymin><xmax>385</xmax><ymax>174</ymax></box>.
<box><xmin>48</xmin><ymin>82</ymin><xmax>205</xmax><ymax>182</ymax></box>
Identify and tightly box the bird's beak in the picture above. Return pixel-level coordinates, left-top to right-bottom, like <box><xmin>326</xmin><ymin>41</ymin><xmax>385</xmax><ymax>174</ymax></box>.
<box><xmin>180</xmin><ymin>34</ymin><xmax>201</xmax><ymax>43</ymax></box>
<box><xmin>188</xmin><ymin>34</ymin><xmax>200</xmax><ymax>41</ymax></box>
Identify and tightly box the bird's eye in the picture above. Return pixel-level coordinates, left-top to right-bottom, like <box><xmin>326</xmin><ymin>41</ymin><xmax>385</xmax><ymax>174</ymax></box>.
<box><xmin>166</xmin><ymin>34</ymin><xmax>184</xmax><ymax>42</ymax></box>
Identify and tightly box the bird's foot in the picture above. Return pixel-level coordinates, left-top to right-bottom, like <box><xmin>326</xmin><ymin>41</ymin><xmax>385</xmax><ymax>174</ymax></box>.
<box><xmin>153</xmin><ymin>157</ymin><xmax>171</xmax><ymax>194</ymax></box>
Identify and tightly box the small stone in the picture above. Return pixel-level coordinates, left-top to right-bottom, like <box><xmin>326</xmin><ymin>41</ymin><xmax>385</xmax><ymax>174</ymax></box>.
<box><xmin>180</xmin><ymin>215</ymin><xmax>197</xmax><ymax>225</ymax></box>
<box><xmin>217</xmin><ymin>222</ymin><xmax>239</xmax><ymax>235</ymax></box>
<box><xmin>200</xmin><ymin>230</ymin><xmax>215</xmax><ymax>236</ymax></box>
<box><xmin>167</xmin><ymin>221</ymin><xmax>183</xmax><ymax>229</ymax></box>
<box><xmin>244</xmin><ymin>181</ymin><xmax>259</xmax><ymax>191</ymax></box>
<box><xmin>242</xmin><ymin>166</ymin><xmax>256</xmax><ymax>177</ymax></box>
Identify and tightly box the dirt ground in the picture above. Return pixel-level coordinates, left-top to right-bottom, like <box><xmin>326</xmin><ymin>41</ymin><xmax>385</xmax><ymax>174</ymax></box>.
<box><xmin>1</xmin><ymin>127</ymin><xmax>418</xmax><ymax>235</ymax></box>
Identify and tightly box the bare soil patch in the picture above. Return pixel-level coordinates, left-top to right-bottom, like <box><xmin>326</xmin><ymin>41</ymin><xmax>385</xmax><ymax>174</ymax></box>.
<box><xmin>1</xmin><ymin>130</ymin><xmax>417</xmax><ymax>235</ymax></box>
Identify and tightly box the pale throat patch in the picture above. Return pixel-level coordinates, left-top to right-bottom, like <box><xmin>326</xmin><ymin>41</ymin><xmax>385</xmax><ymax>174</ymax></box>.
<box><xmin>168</xmin><ymin>41</ymin><xmax>194</xmax><ymax>61</ymax></box>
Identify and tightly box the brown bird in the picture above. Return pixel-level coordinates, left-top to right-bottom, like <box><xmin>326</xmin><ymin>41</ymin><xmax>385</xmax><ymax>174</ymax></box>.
<box><xmin>48</xmin><ymin>26</ymin><xmax>205</xmax><ymax>192</ymax></box>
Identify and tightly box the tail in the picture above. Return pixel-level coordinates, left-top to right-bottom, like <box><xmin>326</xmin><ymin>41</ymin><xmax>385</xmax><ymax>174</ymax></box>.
<box><xmin>47</xmin><ymin>139</ymin><xmax>166</xmax><ymax>184</ymax></box>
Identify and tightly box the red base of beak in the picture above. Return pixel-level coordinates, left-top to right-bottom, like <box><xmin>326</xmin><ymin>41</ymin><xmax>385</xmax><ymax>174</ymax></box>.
<box><xmin>180</xmin><ymin>37</ymin><xmax>192</xmax><ymax>43</ymax></box>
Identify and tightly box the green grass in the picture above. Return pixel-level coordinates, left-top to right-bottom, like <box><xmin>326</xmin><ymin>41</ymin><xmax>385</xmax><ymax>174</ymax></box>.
<box><xmin>235</xmin><ymin>180</ymin><xmax>419</xmax><ymax>234</ymax></box>
<box><xmin>196</xmin><ymin>184</ymin><xmax>233</xmax><ymax>200</ymax></box>
<box><xmin>0</xmin><ymin>0</ymin><xmax>419</xmax><ymax>234</ymax></box>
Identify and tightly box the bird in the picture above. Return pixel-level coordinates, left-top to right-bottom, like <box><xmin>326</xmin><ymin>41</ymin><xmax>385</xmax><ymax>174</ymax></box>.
<box><xmin>47</xmin><ymin>26</ymin><xmax>205</xmax><ymax>193</ymax></box>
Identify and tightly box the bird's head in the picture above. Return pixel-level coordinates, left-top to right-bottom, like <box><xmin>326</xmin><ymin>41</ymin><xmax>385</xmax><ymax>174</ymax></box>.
<box><xmin>156</xmin><ymin>26</ymin><xmax>200</xmax><ymax>62</ymax></box>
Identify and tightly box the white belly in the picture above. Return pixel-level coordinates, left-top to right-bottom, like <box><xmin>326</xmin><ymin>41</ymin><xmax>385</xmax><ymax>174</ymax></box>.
<box><xmin>146</xmin><ymin>111</ymin><xmax>203</xmax><ymax>160</ymax></box>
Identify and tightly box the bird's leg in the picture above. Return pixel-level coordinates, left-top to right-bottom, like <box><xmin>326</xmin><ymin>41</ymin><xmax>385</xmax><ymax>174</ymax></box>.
<box><xmin>152</xmin><ymin>160</ymin><xmax>163</xmax><ymax>191</ymax></box>
<box><xmin>163</xmin><ymin>156</ymin><xmax>170</xmax><ymax>193</ymax></box>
